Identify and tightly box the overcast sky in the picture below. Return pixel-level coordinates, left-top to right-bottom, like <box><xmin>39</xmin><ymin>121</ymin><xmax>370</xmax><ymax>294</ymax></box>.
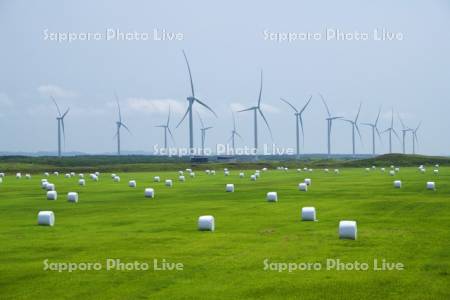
<box><xmin>0</xmin><ymin>0</ymin><xmax>449</xmax><ymax>155</ymax></box>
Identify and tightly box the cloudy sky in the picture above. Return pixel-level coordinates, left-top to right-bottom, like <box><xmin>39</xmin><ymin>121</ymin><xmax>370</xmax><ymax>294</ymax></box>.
<box><xmin>0</xmin><ymin>0</ymin><xmax>449</xmax><ymax>155</ymax></box>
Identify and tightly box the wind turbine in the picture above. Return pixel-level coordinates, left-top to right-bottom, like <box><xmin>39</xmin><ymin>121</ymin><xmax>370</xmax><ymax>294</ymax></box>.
<box><xmin>319</xmin><ymin>93</ymin><xmax>342</xmax><ymax>158</ymax></box>
<box><xmin>280</xmin><ymin>95</ymin><xmax>312</xmax><ymax>158</ymax></box>
<box><xmin>238</xmin><ymin>70</ymin><xmax>272</xmax><ymax>157</ymax></box>
<box><xmin>197</xmin><ymin>112</ymin><xmax>213</xmax><ymax>156</ymax></box>
<box><xmin>412</xmin><ymin>122</ymin><xmax>421</xmax><ymax>154</ymax></box>
<box><xmin>382</xmin><ymin>108</ymin><xmax>400</xmax><ymax>153</ymax></box>
<box><xmin>155</xmin><ymin>105</ymin><xmax>175</xmax><ymax>153</ymax></box>
<box><xmin>398</xmin><ymin>113</ymin><xmax>412</xmax><ymax>154</ymax></box>
<box><xmin>51</xmin><ymin>96</ymin><xmax>69</xmax><ymax>158</ymax></box>
<box><xmin>361</xmin><ymin>107</ymin><xmax>382</xmax><ymax>156</ymax></box>
<box><xmin>340</xmin><ymin>102</ymin><xmax>363</xmax><ymax>158</ymax></box>
<box><xmin>228</xmin><ymin>112</ymin><xmax>243</xmax><ymax>154</ymax></box>
<box><xmin>114</xmin><ymin>93</ymin><xmax>131</xmax><ymax>156</ymax></box>
<box><xmin>176</xmin><ymin>50</ymin><xmax>217</xmax><ymax>153</ymax></box>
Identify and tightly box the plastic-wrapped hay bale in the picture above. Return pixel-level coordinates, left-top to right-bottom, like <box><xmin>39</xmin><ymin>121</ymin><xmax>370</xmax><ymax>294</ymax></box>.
<box><xmin>16</xmin><ymin>172</ymin><xmax>22</xmax><ymax>179</ymax></box>
<box><xmin>205</xmin><ymin>170</ymin><xmax>211</xmax><ymax>175</ymax></box>
<box><xmin>144</xmin><ymin>188</ymin><xmax>155</xmax><ymax>198</ymax></box>
<box><xmin>186</xmin><ymin>168</ymin><xmax>192</xmax><ymax>173</ymax></box>
<box><xmin>165</xmin><ymin>179</ymin><xmax>173</xmax><ymax>187</ymax></box>
<box><xmin>250</xmin><ymin>174</ymin><xmax>256</xmax><ymax>181</ymax></box>
<box><xmin>65</xmin><ymin>173</ymin><xmax>71</xmax><ymax>178</ymax></box>
<box><xmin>266</xmin><ymin>192</ymin><xmax>278</xmax><ymax>202</ymax></box>
<box><xmin>381</xmin><ymin>168</ymin><xmax>385</xmax><ymax>172</ymax></box>
<box><xmin>255</xmin><ymin>172</ymin><xmax>260</xmax><ymax>178</ymax></box>
<box><xmin>46</xmin><ymin>183</ymin><xmax>55</xmax><ymax>191</ymax></box>
<box><xmin>41</xmin><ymin>178</ymin><xmax>48</xmax><ymax>184</ymax></box>
<box><xmin>420</xmin><ymin>168</ymin><xmax>426</xmax><ymax>173</ymax></box>
<box><xmin>178</xmin><ymin>170</ymin><xmax>184</xmax><ymax>176</ymax></box>
<box><xmin>365</xmin><ymin>168</ymin><xmax>370</xmax><ymax>172</ymax></box>
<box><xmin>198</xmin><ymin>215</ymin><xmax>215</xmax><ymax>231</ymax></box>
<box><xmin>389</xmin><ymin>170</ymin><xmax>395</xmax><ymax>176</ymax></box>
<box><xmin>262</xmin><ymin>167</ymin><xmax>268</xmax><ymax>172</ymax></box>
<box><xmin>390</xmin><ymin>165</ymin><xmax>395</xmax><ymax>169</ymax></box>
<box><xmin>308</xmin><ymin>169</ymin><xmax>313</xmax><ymax>172</ymax></box>
<box><xmin>0</xmin><ymin>177</ymin><xmax>2</xmax><ymax>183</ymax></box>
<box><xmin>113</xmin><ymin>176</ymin><xmax>120</xmax><ymax>182</ymax></box>
<box><xmin>47</xmin><ymin>191</ymin><xmax>57</xmax><ymax>200</ymax></box>
<box><xmin>395</xmin><ymin>167</ymin><xmax>400</xmax><ymax>172</ymax></box>
<box><xmin>111</xmin><ymin>173</ymin><xmax>116</xmax><ymax>178</ymax></box>
<box><xmin>394</xmin><ymin>180</ymin><xmax>402</xmax><ymax>188</ymax></box>
<box><xmin>92</xmin><ymin>175</ymin><xmax>99</xmax><ymax>182</ymax></box>
<box><xmin>154</xmin><ymin>176</ymin><xmax>160</xmax><ymax>182</ymax></box>
<box><xmin>324</xmin><ymin>168</ymin><xmax>329</xmax><ymax>173</ymax></box>
<box><xmin>179</xmin><ymin>175</ymin><xmax>185</xmax><ymax>182</ymax></box>
<box><xmin>435</xmin><ymin>164</ymin><xmax>439</xmax><ymax>168</ymax></box>
<box><xmin>334</xmin><ymin>169</ymin><xmax>340</xmax><ymax>174</ymax></box>
<box><xmin>304</xmin><ymin>178</ymin><xmax>312</xmax><ymax>186</ymax></box>
<box><xmin>70</xmin><ymin>172</ymin><xmax>75</xmax><ymax>177</ymax></box>
<box><xmin>41</xmin><ymin>181</ymin><xmax>48</xmax><ymax>189</ymax></box>
<box><xmin>211</xmin><ymin>170</ymin><xmax>216</xmax><ymax>175</ymax></box>
<box><xmin>434</xmin><ymin>169</ymin><xmax>439</xmax><ymax>175</ymax></box>
<box><xmin>190</xmin><ymin>172</ymin><xmax>195</xmax><ymax>178</ymax></box>
<box><xmin>284</xmin><ymin>167</ymin><xmax>289</xmax><ymax>171</ymax></box>
<box><xmin>301</xmin><ymin>207</ymin><xmax>316</xmax><ymax>221</ymax></box>
<box><xmin>298</xmin><ymin>183</ymin><xmax>308</xmax><ymax>192</ymax></box>
<box><xmin>67</xmin><ymin>192</ymin><xmax>78</xmax><ymax>203</ymax></box>
<box><xmin>339</xmin><ymin>220</ymin><xmax>357</xmax><ymax>240</ymax></box>
<box><xmin>38</xmin><ymin>211</ymin><xmax>55</xmax><ymax>226</ymax></box>
<box><xmin>79</xmin><ymin>173</ymin><xmax>84</xmax><ymax>178</ymax></box>
<box><xmin>53</xmin><ymin>171</ymin><xmax>59</xmax><ymax>176</ymax></box>
<box><xmin>223</xmin><ymin>168</ymin><xmax>228</xmax><ymax>172</ymax></box>
<box><xmin>0</xmin><ymin>172</ymin><xmax>5</xmax><ymax>178</ymax></box>
<box><xmin>129</xmin><ymin>180</ymin><xmax>137</xmax><ymax>188</ymax></box>
<box><xmin>95</xmin><ymin>172</ymin><xmax>100</xmax><ymax>177</ymax></box>
<box><xmin>25</xmin><ymin>174</ymin><xmax>31</xmax><ymax>179</ymax></box>
<box><xmin>297</xmin><ymin>168</ymin><xmax>302</xmax><ymax>172</ymax></box>
<box><xmin>426</xmin><ymin>182</ymin><xmax>436</xmax><ymax>190</ymax></box>
<box><xmin>79</xmin><ymin>179</ymin><xmax>86</xmax><ymax>186</ymax></box>
<box><xmin>224</xmin><ymin>171</ymin><xmax>230</xmax><ymax>176</ymax></box>
<box><xmin>225</xmin><ymin>184</ymin><xmax>234</xmax><ymax>192</ymax></box>
<box><xmin>44</xmin><ymin>172</ymin><xmax>50</xmax><ymax>177</ymax></box>
<box><xmin>372</xmin><ymin>165</ymin><xmax>376</xmax><ymax>170</ymax></box>
<box><xmin>239</xmin><ymin>172</ymin><xmax>245</xmax><ymax>178</ymax></box>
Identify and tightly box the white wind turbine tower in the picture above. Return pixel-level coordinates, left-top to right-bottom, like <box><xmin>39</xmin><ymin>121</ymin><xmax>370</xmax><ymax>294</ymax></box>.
<box><xmin>398</xmin><ymin>113</ymin><xmax>412</xmax><ymax>154</ymax></box>
<box><xmin>155</xmin><ymin>105</ymin><xmax>175</xmax><ymax>153</ymax></box>
<box><xmin>382</xmin><ymin>108</ymin><xmax>400</xmax><ymax>153</ymax></box>
<box><xmin>361</xmin><ymin>107</ymin><xmax>382</xmax><ymax>156</ymax></box>
<box><xmin>340</xmin><ymin>102</ymin><xmax>363</xmax><ymax>158</ymax></box>
<box><xmin>197</xmin><ymin>112</ymin><xmax>213</xmax><ymax>156</ymax></box>
<box><xmin>238</xmin><ymin>70</ymin><xmax>272</xmax><ymax>158</ymax></box>
<box><xmin>228</xmin><ymin>112</ymin><xmax>243</xmax><ymax>154</ymax></box>
<box><xmin>114</xmin><ymin>93</ymin><xmax>131</xmax><ymax>156</ymax></box>
<box><xmin>280</xmin><ymin>95</ymin><xmax>312</xmax><ymax>158</ymax></box>
<box><xmin>51</xmin><ymin>96</ymin><xmax>70</xmax><ymax>158</ymax></box>
<box><xmin>411</xmin><ymin>122</ymin><xmax>421</xmax><ymax>154</ymax></box>
<box><xmin>319</xmin><ymin>93</ymin><xmax>342</xmax><ymax>158</ymax></box>
<box><xmin>176</xmin><ymin>50</ymin><xmax>217</xmax><ymax>154</ymax></box>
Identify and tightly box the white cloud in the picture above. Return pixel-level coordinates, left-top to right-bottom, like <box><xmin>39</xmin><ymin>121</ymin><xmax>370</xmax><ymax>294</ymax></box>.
<box><xmin>261</xmin><ymin>103</ymin><xmax>280</xmax><ymax>114</ymax></box>
<box><xmin>126</xmin><ymin>98</ymin><xmax>186</xmax><ymax>115</ymax></box>
<box><xmin>38</xmin><ymin>84</ymin><xmax>77</xmax><ymax>98</ymax></box>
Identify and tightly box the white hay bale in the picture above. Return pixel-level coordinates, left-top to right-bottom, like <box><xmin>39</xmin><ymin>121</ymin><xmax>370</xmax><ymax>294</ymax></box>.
<box><xmin>255</xmin><ymin>172</ymin><xmax>260</xmax><ymax>178</ymax></box>
<box><xmin>165</xmin><ymin>179</ymin><xmax>173</xmax><ymax>187</ymax></box>
<box><xmin>304</xmin><ymin>178</ymin><xmax>312</xmax><ymax>186</ymax></box>
<box><xmin>47</xmin><ymin>190</ymin><xmax>57</xmax><ymax>200</ymax></box>
<box><xmin>390</xmin><ymin>165</ymin><xmax>395</xmax><ymax>169</ymax></box>
<box><xmin>435</xmin><ymin>164</ymin><xmax>439</xmax><ymax>168</ymax></box>
<box><xmin>239</xmin><ymin>172</ymin><xmax>245</xmax><ymax>178</ymax></box>
<box><xmin>198</xmin><ymin>215</ymin><xmax>215</xmax><ymax>231</ymax></box>
<box><xmin>41</xmin><ymin>181</ymin><xmax>49</xmax><ymax>189</ymax></box>
<box><xmin>224</xmin><ymin>168</ymin><xmax>228</xmax><ymax>172</ymax></box>
<box><xmin>324</xmin><ymin>168</ymin><xmax>329</xmax><ymax>173</ymax></box>
<box><xmin>95</xmin><ymin>172</ymin><xmax>100</xmax><ymax>177</ymax></box>
<box><xmin>434</xmin><ymin>169</ymin><xmax>439</xmax><ymax>175</ymax></box>
<box><xmin>205</xmin><ymin>169</ymin><xmax>211</xmax><ymax>175</ymax></box>
<box><xmin>297</xmin><ymin>168</ymin><xmax>302</xmax><ymax>172</ymax></box>
<box><xmin>70</xmin><ymin>172</ymin><xmax>75</xmax><ymax>177</ymax></box>
<box><xmin>67</xmin><ymin>192</ymin><xmax>78</xmax><ymax>203</ymax></box>
<box><xmin>16</xmin><ymin>173</ymin><xmax>22</xmax><ymax>179</ymax></box>
<box><xmin>186</xmin><ymin>168</ymin><xmax>192</xmax><ymax>173</ymax></box>
<box><xmin>225</xmin><ymin>184</ymin><xmax>234</xmax><ymax>192</ymax></box>
<box><xmin>250</xmin><ymin>174</ymin><xmax>256</xmax><ymax>181</ymax></box>
<box><xmin>308</xmin><ymin>168</ymin><xmax>313</xmax><ymax>172</ymax></box>
<box><xmin>154</xmin><ymin>176</ymin><xmax>160</xmax><ymax>182</ymax></box>
<box><xmin>266</xmin><ymin>192</ymin><xmax>278</xmax><ymax>202</ymax></box>
<box><xmin>46</xmin><ymin>183</ymin><xmax>55</xmax><ymax>191</ymax></box>
<box><xmin>64</xmin><ymin>173</ymin><xmax>71</xmax><ymax>178</ymax></box>
<box><xmin>284</xmin><ymin>167</ymin><xmax>288</xmax><ymax>171</ymax></box>
<box><xmin>211</xmin><ymin>170</ymin><xmax>216</xmax><ymax>175</ymax></box>
<box><xmin>54</xmin><ymin>171</ymin><xmax>59</xmax><ymax>176</ymax></box>
<box><xmin>190</xmin><ymin>172</ymin><xmax>195</xmax><ymax>178</ymax></box>
<box><xmin>79</xmin><ymin>173</ymin><xmax>84</xmax><ymax>178</ymax></box>
<box><xmin>334</xmin><ymin>169</ymin><xmax>340</xmax><ymax>174</ymax></box>
<box><xmin>339</xmin><ymin>220</ymin><xmax>357</xmax><ymax>240</ymax></box>
<box><xmin>255</xmin><ymin>170</ymin><xmax>260</xmax><ymax>174</ymax></box>
<box><xmin>78</xmin><ymin>179</ymin><xmax>86</xmax><ymax>186</ymax></box>
<box><xmin>394</xmin><ymin>180</ymin><xmax>402</xmax><ymax>188</ymax></box>
<box><xmin>0</xmin><ymin>177</ymin><xmax>2</xmax><ymax>183</ymax></box>
<box><xmin>128</xmin><ymin>180</ymin><xmax>137</xmax><ymax>188</ymax></box>
<box><xmin>224</xmin><ymin>171</ymin><xmax>230</xmax><ymax>176</ymax></box>
<box><xmin>303</xmin><ymin>167</ymin><xmax>308</xmax><ymax>171</ymax></box>
<box><xmin>389</xmin><ymin>170</ymin><xmax>395</xmax><ymax>176</ymax></box>
<box><xmin>381</xmin><ymin>168</ymin><xmax>385</xmax><ymax>172</ymax></box>
<box><xmin>44</xmin><ymin>172</ymin><xmax>49</xmax><ymax>177</ymax></box>
<box><xmin>178</xmin><ymin>170</ymin><xmax>184</xmax><ymax>176</ymax></box>
<box><xmin>298</xmin><ymin>183</ymin><xmax>308</xmax><ymax>192</ymax></box>
<box><xmin>179</xmin><ymin>175</ymin><xmax>185</xmax><ymax>182</ymax></box>
<box><xmin>113</xmin><ymin>176</ymin><xmax>120</xmax><ymax>182</ymax></box>
<box><xmin>372</xmin><ymin>166</ymin><xmax>376</xmax><ymax>170</ymax></box>
<box><xmin>395</xmin><ymin>167</ymin><xmax>400</xmax><ymax>172</ymax></box>
<box><xmin>262</xmin><ymin>167</ymin><xmax>268</xmax><ymax>172</ymax></box>
<box><xmin>420</xmin><ymin>168</ymin><xmax>426</xmax><ymax>173</ymax></box>
<box><xmin>111</xmin><ymin>173</ymin><xmax>116</xmax><ymax>178</ymax></box>
<box><xmin>38</xmin><ymin>211</ymin><xmax>55</xmax><ymax>226</ymax></box>
<box><xmin>365</xmin><ymin>168</ymin><xmax>370</xmax><ymax>172</ymax></box>
<box><xmin>426</xmin><ymin>181</ymin><xmax>436</xmax><ymax>190</ymax></box>
<box><xmin>25</xmin><ymin>174</ymin><xmax>31</xmax><ymax>179</ymax></box>
<box><xmin>144</xmin><ymin>188</ymin><xmax>155</xmax><ymax>198</ymax></box>
<box><xmin>0</xmin><ymin>172</ymin><xmax>5</xmax><ymax>178</ymax></box>
<box><xmin>91</xmin><ymin>174</ymin><xmax>99</xmax><ymax>182</ymax></box>
<box><xmin>301</xmin><ymin>207</ymin><xmax>316</xmax><ymax>221</ymax></box>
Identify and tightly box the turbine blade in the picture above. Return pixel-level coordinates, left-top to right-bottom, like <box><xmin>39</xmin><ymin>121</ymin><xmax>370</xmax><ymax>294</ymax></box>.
<box><xmin>237</xmin><ymin>107</ymin><xmax>255</xmax><ymax>113</ymax></box>
<box><xmin>121</xmin><ymin>122</ymin><xmax>132</xmax><ymax>135</ymax></box>
<box><xmin>155</xmin><ymin>125</ymin><xmax>166</xmax><ymax>128</ymax></box>
<box><xmin>375</xmin><ymin>106</ymin><xmax>381</xmax><ymax>125</ymax></box>
<box><xmin>398</xmin><ymin>112</ymin><xmax>406</xmax><ymax>129</ymax></box>
<box><xmin>299</xmin><ymin>95</ymin><xmax>312</xmax><ymax>114</ymax></box>
<box><xmin>299</xmin><ymin>115</ymin><xmax>305</xmax><ymax>146</ymax></box>
<box><xmin>62</xmin><ymin>108</ymin><xmax>70</xmax><ymax>118</ymax></box>
<box><xmin>205</xmin><ymin>126</ymin><xmax>213</xmax><ymax>130</ymax></box>
<box><xmin>51</xmin><ymin>96</ymin><xmax>62</xmax><ymax>117</ymax></box>
<box><xmin>115</xmin><ymin>92</ymin><xmax>122</xmax><ymax>123</ymax></box>
<box><xmin>195</xmin><ymin>98</ymin><xmax>218</xmax><ymax>118</ymax></box>
<box><xmin>197</xmin><ymin>111</ymin><xmax>205</xmax><ymax>128</ymax></box>
<box><xmin>232</xmin><ymin>112</ymin><xmax>236</xmax><ymax>131</ymax></box>
<box><xmin>166</xmin><ymin>104</ymin><xmax>171</xmax><ymax>126</ymax></box>
<box><xmin>167</xmin><ymin>127</ymin><xmax>176</xmax><ymax>145</ymax></box>
<box><xmin>182</xmin><ymin>50</ymin><xmax>195</xmax><ymax>97</ymax></box>
<box><xmin>258</xmin><ymin>108</ymin><xmax>273</xmax><ymax>139</ymax></box>
<box><xmin>235</xmin><ymin>131</ymin><xmax>244</xmax><ymax>140</ymax></box>
<box><xmin>61</xmin><ymin>118</ymin><xmax>66</xmax><ymax>145</ymax></box>
<box><xmin>280</xmin><ymin>98</ymin><xmax>297</xmax><ymax>113</ymax></box>
<box><xmin>319</xmin><ymin>93</ymin><xmax>331</xmax><ymax>117</ymax></box>
<box><xmin>392</xmin><ymin>128</ymin><xmax>400</xmax><ymax>141</ymax></box>
<box><xmin>415</xmin><ymin>121</ymin><xmax>422</xmax><ymax>132</ymax></box>
<box><xmin>176</xmin><ymin>107</ymin><xmax>190</xmax><ymax>128</ymax></box>
<box><xmin>356</xmin><ymin>124</ymin><xmax>363</xmax><ymax>143</ymax></box>
<box><xmin>355</xmin><ymin>102</ymin><xmax>362</xmax><ymax>123</ymax></box>
<box><xmin>257</xmin><ymin>70</ymin><xmax>263</xmax><ymax>107</ymax></box>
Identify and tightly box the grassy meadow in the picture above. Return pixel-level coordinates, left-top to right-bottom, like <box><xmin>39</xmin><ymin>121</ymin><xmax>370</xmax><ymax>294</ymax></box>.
<box><xmin>0</xmin><ymin>166</ymin><xmax>449</xmax><ymax>299</ymax></box>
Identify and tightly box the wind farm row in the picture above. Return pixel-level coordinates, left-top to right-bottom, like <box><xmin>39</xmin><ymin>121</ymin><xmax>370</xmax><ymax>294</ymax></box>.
<box><xmin>49</xmin><ymin>50</ymin><xmax>422</xmax><ymax>158</ymax></box>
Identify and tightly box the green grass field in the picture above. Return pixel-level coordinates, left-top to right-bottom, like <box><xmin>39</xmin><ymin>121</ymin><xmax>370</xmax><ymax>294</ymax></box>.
<box><xmin>0</xmin><ymin>167</ymin><xmax>449</xmax><ymax>299</ymax></box>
